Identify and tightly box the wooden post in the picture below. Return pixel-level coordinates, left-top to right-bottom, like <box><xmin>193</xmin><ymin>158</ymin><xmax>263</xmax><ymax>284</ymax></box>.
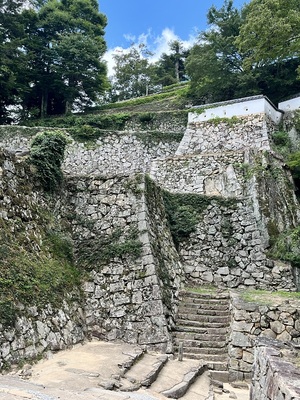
<box><xmin>178</xmin><ymin>342</ymin><xmax>183</xmax><ymax>361</ymax></box>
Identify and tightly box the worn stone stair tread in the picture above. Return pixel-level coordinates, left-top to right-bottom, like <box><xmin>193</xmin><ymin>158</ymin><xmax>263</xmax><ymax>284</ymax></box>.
<box><xmin>182</xmin><ymin>353</ymin><xmax>228</xmax><ymax>362</ymax></box>
<box><xmin>120</xmin><ymin>352</ymin><xmax>168</xmax><ymax>391</ymax></box>
<box><xmin>179</xmin><ymin>307</ymin><xmax>230</xmax><ymax>316</ymax></box>
<box><xmin>180</xmin><ymin>370</ymin><xmax>212</xmax><ymax>400</ymax></box>
<box><xmin>177</xmin><ymin>346</ymin><xmax>227</xmax><ymax>355</ymax></box>
<box><xmin>174</xmin><ymin>332</ymin><xmax>227</xmax><ymax>342</ymax></box>
<box><xmin>177</xmin><ymin>314</ymin><xmax>230</xmax><ymax>323</ymax></box>
<box><xmin>176</xmin><ymin>319</ymin><xmax>229</xmax><ymax>329</ymax></box>
<box><xmin>180</xmin><ymin>290</ymin><xmax>229</xmax><ymax>298</ymax></box>
<box><xmin>174</xmin><ymin>339</ymin><xmax>227</xmax><ymax>348</ymax></box>
<box><xmin>173</xmin><ymin>326</ymin><xmax>228</xmax><ymax>335</ymax></box>
<box><xmin>149</xmin><ymin>359</ymin><xmax>206</xmax><ymax>398</ymax></box>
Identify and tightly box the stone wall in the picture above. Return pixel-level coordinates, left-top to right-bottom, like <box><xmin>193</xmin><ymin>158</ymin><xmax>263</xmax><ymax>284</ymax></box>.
<box><xmin>251</xmin><ymin>337</ymin><xmax>300</xmax><ymax>400</ymax></box>
<box><xmin>0</xmin><ymin>301</ymin><xmax>86</xmax><ymax>370</ymax></box>
<box><xmin>179</xmin><ymin>199</ymin><xmax>296</xmax><ymax>290</ymax></box>
<box><xmin>0</xmin><ymin>150</ymin><xmax>86</xmax><ymax>369</ymax></box>
<box><xmin>176</xmin><ymin>115</ymin><xmax>272</xmax><ymax>156</ymax></box>
<box><xmin>63</xmin><ymin>132</ymin><xmax>180</xmax><ymax>177</ymax></box>
<box><xmin>58</xmin><ymin>174</ymin><xmax>182</xmax><ymax>352</ymax></box>
<box><xmin>228</xmin><ymin>292</ymin><xmax>300</xmax><ymax>382</ymax></box>
<box><xmin>150</xmin><ymin>151</ymin><xmax>245</xmax><ymax>197</ymax></box>
<box><xmin>0</xmin><ymin>127</ymin><xmax>182</xmax><ymax>177</ymax></box>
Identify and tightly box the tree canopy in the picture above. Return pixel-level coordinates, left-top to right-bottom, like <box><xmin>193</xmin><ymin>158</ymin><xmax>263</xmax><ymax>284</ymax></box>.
<box><xmin>185</xmin><ymin>0</ymin><xmax>300</xmax><ymax>105</ymax></box>
<box><xmin>237</xmin><ymin>0</ymin><xmax>300</xmax><ymax>70</ymax></box>
<box><xmin>0</xmin><ymin>0</ymin><xmax>108</xmax><ymax>122</ymax></box>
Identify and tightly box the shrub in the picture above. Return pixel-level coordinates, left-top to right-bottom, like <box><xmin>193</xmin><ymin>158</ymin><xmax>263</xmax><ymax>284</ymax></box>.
<box><xmin>29</xmin><ymin>131</ymin><xmax>67</xmax><ymax>192</ymax></box>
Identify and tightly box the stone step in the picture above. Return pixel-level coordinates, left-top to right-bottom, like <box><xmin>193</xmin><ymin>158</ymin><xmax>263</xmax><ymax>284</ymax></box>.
<box><xmin>180</xmin><ymin>291</ymin><xmax>229</xmax><ymax>300</ymax></box>
<box><xmin>174</xmin><ymin>339</ymin><xmax>227</xmax><ymax>349</ymax></box>
<box><xmin>175</xmin><ymin>346</ymin><xmax>227</xmax><ymax>356</ymax></box>
<box><xmin>177</xmin><ymin>314</ymin><xmax>231</xmax><ymax>324</ymax></box>
<box><xmin>210</xmin><ymin>370</ymin><xmax>229</xmax><ymax>383</ymax></box>
<box><xmin>180</xmin><ymin>298</ymin><xmax>230</xmax><ymax>307</ymax></box>
<box><xmin>181</xmin><ymin>352</ymin><xmax>228</xmax><ymax>362</ymax></box>
<box><xmin>150</xmin><ymin>360</ymin><xmax>207</xmax><ymax>399</ymax></box>
<box><xmin>119</xmin><ymin>352</ymin><xmax>168</xmax><ymax>391</ymax></box>
<box><xmin>176</xmin><ymin>319</ymin><xmax>230</xmax><ymax>329</ymax></box>
<box><xmin>173</xmin><ymin>326</ymin><xmax>229</xmax><ymax>336</ymax></box>
<box><xmin>173</xmin><ymin>332</ymin><xmax>228</xmax><ymax>342</ymax></box>
<box><xmin>179</xmin><ymin>301</ymin><xmax>230</xmax><ymax>310</ymax></box>
<box><xmin>178</xmin><ymin>307</ymin><xmax>230</xmax><ymax>316</ymax></box>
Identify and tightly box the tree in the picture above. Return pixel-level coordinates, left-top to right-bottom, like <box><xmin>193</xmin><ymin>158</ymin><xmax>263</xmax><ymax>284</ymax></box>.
<box><xmin>237</xmin><ymin>0</ymin><xmax>300</xmax><ymax>71</ymax></box>
<box><xmin>186</xmin><ymin>0</ymin><xmax>300</xmax><ymax>105</ymax></box>
<box><xmin>111</xmin><ymin>45</ymin><xmax>155</xmax><ymax>101</ymax></box>
<box><xmin>0</xmin><ymin>0</ymin><xmax>29</xmax><ymax>122</ymax></box>
<box><xmin>153</xmin><ymin>40</ymin><xmax>189</xmax><ymax>86</ymax></box>
<box><xmin>0</xmin><ymin>0</ymin><xmax>108</xmax><ymax>121</ymax></box>
<box><xmin>186</xmin><ymin>0</ymin><xmax>251</xmax><ymax>103</ymax></box>
<box><xmin>22</xmin><ymin>0</ymin><xmax>108</xmax><ymax>117</ymax></box>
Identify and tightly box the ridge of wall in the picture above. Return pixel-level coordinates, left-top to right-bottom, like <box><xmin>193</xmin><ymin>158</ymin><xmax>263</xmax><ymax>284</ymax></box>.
<box><xmin>251</xmin><ymin>337</ymin><xmax>300</xmax><ymax>399</ymax></box>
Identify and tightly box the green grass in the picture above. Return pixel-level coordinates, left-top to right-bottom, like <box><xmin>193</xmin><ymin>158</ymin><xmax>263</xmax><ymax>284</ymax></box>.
<box><xmin>94</xmin><ymin>85</ymin><xmax>189</xmax><ymax>111</ymax></box>
<box><xmin>185</xmin><ymin>285</ymin><xmax>218</xmax><ymax>294</ymax></box>
<box><xmin>242</xmin><ymin>289</ymin><xmax>300</xmax><ymax>305</ymax></box>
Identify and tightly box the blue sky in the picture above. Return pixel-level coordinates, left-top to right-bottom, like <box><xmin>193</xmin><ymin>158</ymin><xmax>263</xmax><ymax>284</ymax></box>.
<box><xmin>99</xmin><ymin>0</ymin><xmax>248</xmax><ymax>75</ymax></box>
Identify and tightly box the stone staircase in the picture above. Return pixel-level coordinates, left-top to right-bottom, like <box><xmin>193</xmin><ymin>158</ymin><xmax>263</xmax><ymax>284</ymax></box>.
<box><xmin>173</xmin><ymin>289</ymin><xmax>231</xmax><ymax>373</ymax></box>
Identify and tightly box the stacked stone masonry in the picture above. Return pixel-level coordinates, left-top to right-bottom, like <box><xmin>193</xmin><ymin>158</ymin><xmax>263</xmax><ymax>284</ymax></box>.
<box><xmin>175</xmin><ymin>114</ymin><xmax>273</xmax><ymax>155</ymax></box>
<box><xmin>1</xmin><ymin>96</ymin><xmax>300</xmax><ymax>378</ymax></box>
<box><xmin>251</xmin><ymin>337</ymin><xmax>300</xmax><ymax>400</ymax></box>
<box><xmin>229</xmin><ymin>292</ymin><xmax>300</xmax><ymax>382</ymax></box>
<box><xmin>58</xmin><ymin>174</ymin><xmax>182</xmax><ymax>352</ymax></box>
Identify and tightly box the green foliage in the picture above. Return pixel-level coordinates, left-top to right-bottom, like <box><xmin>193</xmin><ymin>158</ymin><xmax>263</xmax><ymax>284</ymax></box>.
<box><xmin>97</xmin><ymin>85</ymin><xmax>189</xmax><ymax>111</ymax></box>
<box><xmin>138</xmin><ymin>112</ymin><xmax>154</xmax><ymax>124</ymax></box>
<box><xmin>26</xmin><ymin>113</ymin><xmax>131</xmax><ymax>132</ymax></box>
<box><xmin>209</xmin><ymin>116</ymin><xmax>241</xmax><ymax>126</ymax></box>
<box><xmin>77</xmin><ymin>228</ymin><xmax>142</xmax><ymax>270</ymax></box>
<box><xmin>287</xmin><ymin>152</ymin><xmax>300</xmax><ymax>179</ymax></box>
<box><xmin>268</xmin><ymin>226</ymin><xmax>300</xmax><ymax>267</ymax></box>
<box><xmin>0</xmin><ymin>219</ymin><xmax>80</xmax><ymax>327</ymax></box>
<box><xmin>0</xmin><ymin>0</ymin><xmax>108</xmax><ymax>121</ymax></box>
<box><xmin>237</xmin><ymin>0</ymin><xmax>300</xmax><ymax>72</ymax></box>
<box><xmin>272</xmin><ymin>131</ymin><xmax>290</xmax><ymax>147</ymax></box>
<box><xmin>162</xmin><ymin>190</ymin><xmax>237</xmax><ymax>248</ymax></box>
<box><xmin>29</xmin><ymin>130</ymin><xmax>67</xmax><ymax>192</ymax></box>
<box><xmin>242</xmin><ymin>289</ymin><xmax>300</xmax><ymax>305</ymax></box>
<box><xmin>186</xmin><ymin>0</ymin><xmax>300</xmax><ymax>104</ymax></box>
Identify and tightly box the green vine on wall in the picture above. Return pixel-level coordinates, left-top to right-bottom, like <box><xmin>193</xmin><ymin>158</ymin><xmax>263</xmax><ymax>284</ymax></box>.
<box><xmin>161</xmin><ymin>188</ymin><xmax>237</xmax><ymax>249</ymax></box>
<box><xmin>29</xmin><ymin>130</ymin><xmax>67</xmax><ymax>192</ymax></box>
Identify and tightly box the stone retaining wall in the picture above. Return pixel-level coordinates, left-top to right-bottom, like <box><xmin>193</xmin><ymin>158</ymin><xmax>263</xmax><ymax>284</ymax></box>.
<box><xmin>58</xmin><ymin>174</ymin><xmax>182</xmax><ymax>352</ymax></box>
<box><xmin>150</xmin><ymin>151</ymin><xmax>245</xmax><ymax>197</ymax></box>
<box><xmin>176</xmin><ymin>114</ymin><xmax>273</xmax><ymax>155</ymax></box>
<box><xmin>0</xmin><ymin>301</ymin><xmax>86</xmax><ymax>369</ymax></box>
<box><xmin>179</xmin><ymin>200</ymin><xmax>296</xmax><ymax>290</ymax></box>
<box><xmin>228</xmin><ymin>292</ymin><xmax>300</xmax><ymax>382</ymax></box>
<box><xmin>0</xmin><ymin>127</ymin><xmax>181</xmax><ymax>177</ymax></box>
<box><xmin>251</xmin><ymin>337</ymin><xmax>300</xmax><ymax>399</ymax></box>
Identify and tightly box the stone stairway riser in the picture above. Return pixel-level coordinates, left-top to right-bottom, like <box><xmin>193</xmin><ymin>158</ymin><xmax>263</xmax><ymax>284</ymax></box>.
<box><xmin>176</xmin><ymin>320</ymin><xmax>229</xmax><ymax>329</ymax></box>
<box><xmin>174</xmin><ymin>339</ymin><xmax>227</xmax><ymax>349</ymax></box>
<box><xmin>179</xmin><ymin>307</ymin><xmax>230</xmax><ymax>316</ymax></box>
<box><xmin>177</xmin><ymin>314</ymin><xmax>230</xmax><ymax>323</ymax></box>
<box><xmin>173</xmin><ymin>332</ymin><xmax>227</xmax><ymax>341</ymax></box>
<box><xmin>173</xmin><ymin>326</ymin><xmax>229</xmax><ymax>335</ymax></box>
<box><xmin>182</xmin><ymin>353</ymin><xmax>228</xmax><ymax>362</ymax></box>
<box><xmin>175</xmin><ymin>346</ymin><xmax>227</xmax><ymax>355</ymax></box>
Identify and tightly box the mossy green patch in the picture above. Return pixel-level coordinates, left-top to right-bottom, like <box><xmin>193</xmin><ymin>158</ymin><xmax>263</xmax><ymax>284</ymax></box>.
<box><xmin>268</xmin><ymin>225</ymin><xmax>300</xmax><ymax>268</ymax></box>
<box><xmin>160</xmin><ymin>187</ymin><xmax>237</xmax><ymax>248</ymax></box>
<box><xmin>28</xmin><ymin>130</ymin><xmax>67</xmax><ymax>192</ymax></box>
<box><xmin>76</xmin><ymin>227</ymin><xmax>142</xmax><ymax>271</ymax></box>
<box><xmin>242</xmin><ymin>289</ymin><xmax>300</xmax><ymax>305</ymax></box>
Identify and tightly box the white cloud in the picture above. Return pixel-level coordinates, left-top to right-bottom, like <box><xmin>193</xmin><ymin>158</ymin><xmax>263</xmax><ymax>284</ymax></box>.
<box><xmin>103</xmin><ymin>28</ymin><xmax>198</xmax><ymax>78</ymax></box>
